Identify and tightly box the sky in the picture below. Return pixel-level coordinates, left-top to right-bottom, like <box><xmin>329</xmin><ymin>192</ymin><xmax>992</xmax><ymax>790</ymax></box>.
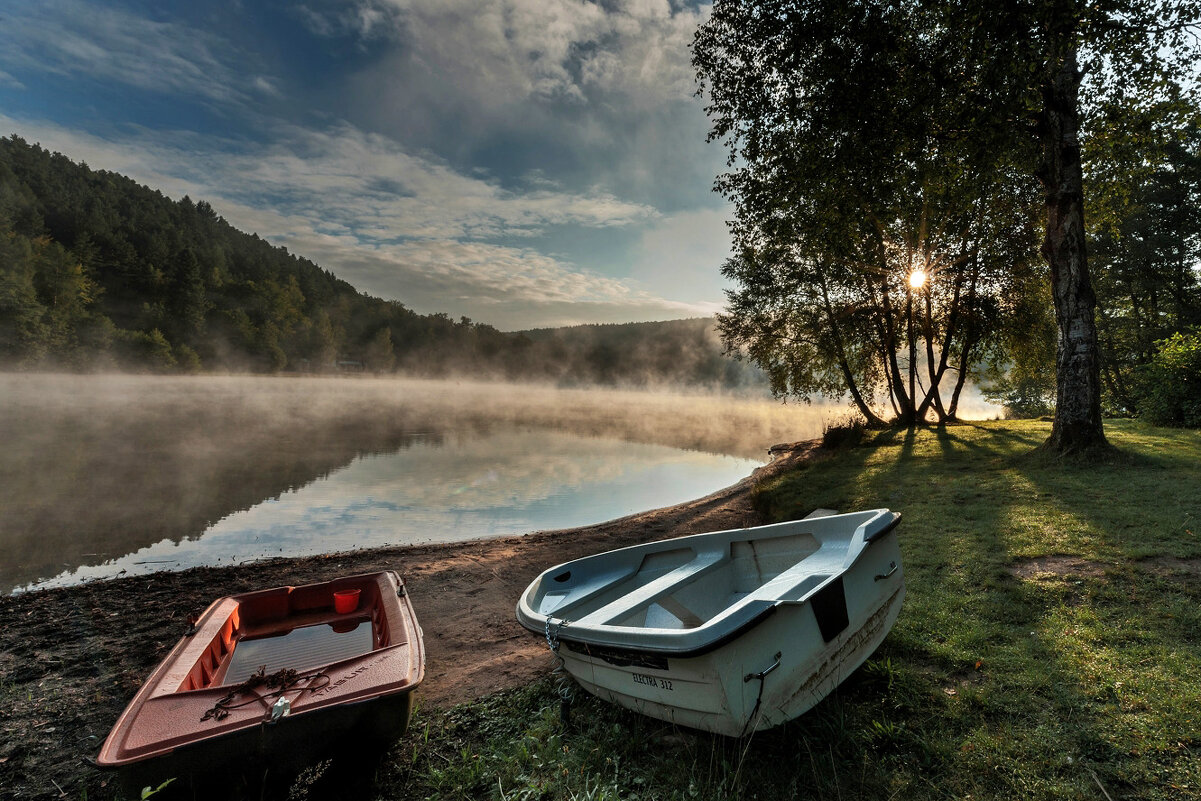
<box><xmin>0</xmin><ymin>0</ymin><xmax>732</xmax><ymax>330</ymax></box>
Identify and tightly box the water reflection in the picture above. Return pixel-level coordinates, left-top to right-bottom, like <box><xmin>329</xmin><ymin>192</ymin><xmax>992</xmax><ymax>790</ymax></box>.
<box><xmin>22</xmin><ymin>429</ymin><xmax>760</xmax><ymax>591</ymax></box>
<box><xmin>4</xmin><ymin>374</ymin><xmax>995</xmax><ymax>593</ymax></box>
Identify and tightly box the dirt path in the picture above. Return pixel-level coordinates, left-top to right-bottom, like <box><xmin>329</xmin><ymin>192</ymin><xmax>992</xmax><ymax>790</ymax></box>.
<box><xmin>0</xmin><ymin>442</ymin><xmax>819</xmax><ymax>799</ymax></box>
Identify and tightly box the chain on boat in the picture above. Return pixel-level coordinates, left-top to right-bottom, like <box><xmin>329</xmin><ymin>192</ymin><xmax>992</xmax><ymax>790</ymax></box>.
<box><xmin>200</xmin><ymin>666</ymin><xmax>330</xmax><ymax>722</ymax></box>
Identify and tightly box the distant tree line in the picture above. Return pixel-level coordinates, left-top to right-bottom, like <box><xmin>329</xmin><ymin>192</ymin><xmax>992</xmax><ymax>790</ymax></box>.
<box><xmin>0</xmin><ymin>135</ymin><xmax>532</xmax><ymax>375</ymax></box>
<box><xmin>0</xmin><ymin>135</ymin><xmax>762</xmax><ymax>390</ymax></box>
<box><xmin>515</xmin><ymin>320</ymin><xmax>764</xmax><ymax>389</ymax></box>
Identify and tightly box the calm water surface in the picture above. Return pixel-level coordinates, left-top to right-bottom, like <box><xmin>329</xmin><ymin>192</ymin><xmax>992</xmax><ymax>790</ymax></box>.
<box><xmin>6</xmin><ymin>373</ymin><xmax>988</xmax><ymax>593</ymax></box>
<box><xmin>21</xmin><ymin>427</ymin><xmax>761</xmax><ymax>592</ymax></box>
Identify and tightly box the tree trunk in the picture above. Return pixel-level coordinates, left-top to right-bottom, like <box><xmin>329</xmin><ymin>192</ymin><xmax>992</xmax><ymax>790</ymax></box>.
<box><xmin>947</xmin><ymin>345</ymin><xmax>973</xmax><ymax>419</ymax></box>
<box><xmin>947</xmin><ymin>261</ymin><xmax>979</xmax><ymax>420</ymax></box>
<box><xmin>920</xmin><ymin>289</ymin><xmax>948</xmax><ymax>421</ymax></box>
<box><xmin>868</xmin><ymin>272</ymin><xmax>910</xmax><ymax>420</ymax></box>
<box><xmin>906</xmin><ymin>286</ymin><xmax>917</xmax><ymax>425</ymax></box>
<box><xmin>925</xmin><ymin>259</ymin><xmax>968</xmax><ymax>421</ymax></box>
<box><xmin>818</xmin><ymin>274</ymin><xmax>887</xmax><ymax>427</ymax></box>
<box><xmin>1039</xmin><ymin>44</ymin><xmax>1109</xmax><ymax>456</ymax></box>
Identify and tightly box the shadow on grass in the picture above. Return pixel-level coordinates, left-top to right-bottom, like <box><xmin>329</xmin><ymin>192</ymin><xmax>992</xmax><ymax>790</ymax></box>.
<box><xmin>725</xmin><ymin>421</ymin><xmax>1198</xmax><ymax>798</ymax></box>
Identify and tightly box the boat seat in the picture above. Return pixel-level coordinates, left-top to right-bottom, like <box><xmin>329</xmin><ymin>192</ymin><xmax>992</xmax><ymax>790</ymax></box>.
<box><xmin>649</xmin><ymin>594</ymin><xmax>704</xmax><ymax>628</ymax></box>
<box><xmin>571</xmin><ymin>536</ymin><xmax>852</xmax><ymax>631</ymax></box>
<box><xmin>571</xmin><ymin>549</ymin><xmax>725</xmax><ymax>628</ymax></box>
<box><xmin>672</xmin><ymin>541</ymin><xmax>851</xmax><ymax>629</ymax></box>
<box><xmin>748</xmin><ymin>540</ymin><xmax>851</xmax><ymax>603</ymax></box>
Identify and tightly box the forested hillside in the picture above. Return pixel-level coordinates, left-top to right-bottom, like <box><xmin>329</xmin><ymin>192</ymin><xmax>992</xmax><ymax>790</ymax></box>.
<box><xmin>0</xmin><ymin>135</ymin><xmax>530</xmax><ymax>374</ymax></box>
<box><xmin>0</xmin><ymin>136</ymin><xmax>761</xmax><ymax>388</ymax></box>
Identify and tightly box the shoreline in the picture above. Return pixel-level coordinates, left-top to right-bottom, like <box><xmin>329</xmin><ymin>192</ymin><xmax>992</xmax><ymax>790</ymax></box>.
<box><xmin>0</xmin><ymin>440</ymin><xmax>820</xmax><ymax>799</ymax></box>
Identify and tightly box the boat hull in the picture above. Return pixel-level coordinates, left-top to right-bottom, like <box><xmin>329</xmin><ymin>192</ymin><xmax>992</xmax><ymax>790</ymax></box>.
<box><xmin>559</xmin><ymin>585</ymin><xmax>903</xmax><ymax>736</ymax></box>
<box><xmin>112</xmin><ymin>690</ymin><xmax>414</xmax><ymax>798</ymax></box>
<box><xmin>97</xmin><ymin>570</ymin><xmax>424</xmax><ymax>794</ymax></box>
<box><xmin>520</xmin><ymin>510</ymin><xmax>904</xmax><ymax>736</ymax></box>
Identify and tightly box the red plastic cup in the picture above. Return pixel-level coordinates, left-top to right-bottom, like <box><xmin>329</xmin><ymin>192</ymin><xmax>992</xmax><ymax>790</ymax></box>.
<box><xmin>333</xmin><ymin>589</ymin><xmax>360</xmax><ymax>614</ymax></box>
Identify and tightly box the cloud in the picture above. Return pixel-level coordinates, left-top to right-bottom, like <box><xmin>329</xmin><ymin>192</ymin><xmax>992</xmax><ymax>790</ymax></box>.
<box><xmin>0</xmin><ymin>0</ymin><xmax>256</xmax><ymax>106</ymax></box>
<box><xmin>0</xmin><ymin>2</ymin><xmax>732</xmax><ymax>329</ymax></box>
<box><xmin>295</xmin><ymin>236</ymin><xmax>720</xmax><ymax>328</ymax></box>
<box><xmin>354</xmin><ymin>0</ymin><xmax>707</xmax><ymax>107</ymax></box>
<box><xmin>252</xmin><ymin>76</ymin><xmax>283</xmax><ymax>98</ymax></box>
<box><xmin>295</xmin><ymin>1</ymin><xmax>404</xmax><ymax>41</ymax></box>
<box><xmin>1</xmin><ymin>114</ymin><xmax>654</xmax><ymax>239</ymax></box>
<box><xmin>204</xmin><ymin>122</ymin><xmax>660</xmax><ymax>241</ymax></box>
<box><xmin>624</xmin><ymin>206</ymin><xmax>734</xmax><ymax>303</ymax></box>
<box><xmin>314</xmin><ymin>0</ymin><xmax>716</xmax><ymax>203</ymax></box>
<box><xmin>0</xmin><ymin>114</ymin><xmax>709</xmax><ymax>327</ymax></box>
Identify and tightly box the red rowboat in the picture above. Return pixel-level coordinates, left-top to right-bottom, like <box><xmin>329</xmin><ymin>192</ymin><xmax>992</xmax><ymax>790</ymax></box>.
<box><xmin>96</xmin><ymin>571</ymin><xmax>424</xmax><ymax>795</ymax></box>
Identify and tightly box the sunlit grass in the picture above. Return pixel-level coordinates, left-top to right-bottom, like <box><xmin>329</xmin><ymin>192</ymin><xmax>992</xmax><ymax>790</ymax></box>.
<box><xmin>369</xmin><ymin>419</ymin><xmax>1201</xmax><ymax>801</ymax></box>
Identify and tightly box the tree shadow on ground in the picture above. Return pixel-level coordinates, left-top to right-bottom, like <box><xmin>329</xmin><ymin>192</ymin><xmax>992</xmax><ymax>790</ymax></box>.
<box><xmin>736</xmin><ymin>421</ymin><xmax>1200</xmax><ymax>798</ymax></box>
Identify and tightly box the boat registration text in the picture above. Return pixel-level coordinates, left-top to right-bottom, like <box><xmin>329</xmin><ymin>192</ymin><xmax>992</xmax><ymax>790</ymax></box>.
<box><xmin>632</xmin><ymin>672</ymin><xmax>673</xmax><ymax>690</ymax></box>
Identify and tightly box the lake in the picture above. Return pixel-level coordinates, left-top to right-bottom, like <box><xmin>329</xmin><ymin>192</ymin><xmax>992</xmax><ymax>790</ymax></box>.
<box><xmin>1</xmin><ymin>374</ymin><xmax>998</xmax><ymax>593</ymax></box>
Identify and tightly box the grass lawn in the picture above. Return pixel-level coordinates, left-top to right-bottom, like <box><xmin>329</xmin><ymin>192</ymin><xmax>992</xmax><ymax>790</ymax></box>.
<box><xmin>382</xmin><ymin>420</ymin><xmax>1201</xmax><ymax>801</ymax></box>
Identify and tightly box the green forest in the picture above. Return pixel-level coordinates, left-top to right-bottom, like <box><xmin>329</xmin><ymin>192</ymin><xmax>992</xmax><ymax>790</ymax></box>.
<box><xmin>0</xmin><ymin>136</ymin><xmax>760</xmax><ymax>389</ymax></box>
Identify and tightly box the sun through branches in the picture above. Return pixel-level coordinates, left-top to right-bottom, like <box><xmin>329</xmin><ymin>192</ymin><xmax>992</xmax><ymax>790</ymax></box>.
<box><xmin>694</xmin><ymin>0</ymin><xmax>1043</xmax><ymax>426</ymax></box>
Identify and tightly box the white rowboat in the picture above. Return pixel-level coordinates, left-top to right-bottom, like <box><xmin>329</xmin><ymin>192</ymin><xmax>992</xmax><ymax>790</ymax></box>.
<box><xmin>516</xmin><ymin>509</ymin><xmax>903</xmax><ymax>736</ymax></box>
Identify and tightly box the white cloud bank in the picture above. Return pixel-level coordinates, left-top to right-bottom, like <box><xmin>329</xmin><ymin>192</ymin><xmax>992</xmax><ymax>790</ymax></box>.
<box><xmin>1</xmin><ymin>114</ymin><xmax>721</xmax><ymax>327</ymax></box>
<box><xmin>303</xmin><ymin>0</ymin><xmax>705</xmax><ymax>108</ymax></box>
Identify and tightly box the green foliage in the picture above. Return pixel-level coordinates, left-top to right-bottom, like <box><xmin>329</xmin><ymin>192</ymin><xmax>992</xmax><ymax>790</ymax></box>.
<box><xmin>1087</xmin><ymin>99</ymin><xmax>1201</xmax><ymax>414</ymax></box>
<box><xmin>694</xmin><ymin>0</ymin><xmax>1046</xmax><ymax>425</ymax></box>
<box><xmin>139</xmin><ymin>778</ymin><xmax>175</xmax><ymax>799</ymax></box>
<box><xmin>1138</xmin><ymin>331</ymin><xmax>1201</xmax><ymax>427</ymax></box>
<box><xmin>694</xmin><ymin>0</ymin><xmax>1201</xmax><ymax>448</ymax></box>
<box><xmin>981</xmin><ymin>370</ymin><xmax>1056</xmax><ymax>420</ymax></box>
<box><xmin>0</xmin><ymin>233</ymin><xmax>48</xmax><ymax>363</ymax></box>
<box><xmin>979</xmin><ymin>273</ymin><xmax>1058</xmax><ymax>419</ymax></box>
<box><xmin>516</xmin><ymin>319</ymin><xmax>764</xmax><ymax>389</ymax></box>
<box><xmin>114</xmin><ymin>328</ymin><xmax>177</xmax><ymax>372</ymax></box>
<box><xmin>822</xmin><ymin>417</ymin><xmax>867</xmax><ymax>448</ymax></box>
<box><xmin>174</xmin><ymin>343</ymin><xmax>202</xmax><ymax>373</ymax></box>
<box><xmin>364</xmin><ymin>326</ymin><xmax>396</xmax><ymax>373</ymax></box>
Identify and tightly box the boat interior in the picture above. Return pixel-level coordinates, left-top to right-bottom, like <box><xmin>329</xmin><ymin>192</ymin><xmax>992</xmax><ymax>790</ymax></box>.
<box><xmin>175</xmin><ymin>577</ymin><xmax>392</xmax><ymax>692</ymax></box>
<box><xmin>537</xmin><ymin>526</ymin><xmax>849</xmax><ymax>631</ymax></box>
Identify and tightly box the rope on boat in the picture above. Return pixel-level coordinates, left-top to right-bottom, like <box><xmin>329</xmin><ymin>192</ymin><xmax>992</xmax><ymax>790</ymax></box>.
<box><xmin>739</xmin><ymin>651</ymin><xmax>782</xmax><ymax>739</ymax></box>
<box><xmin>201</xmin><ymin>666</ymin><xmax>330</xmax><ymax>722</ymax></box>
<box><xmin>543</xmin><ymin>618</ymin><xmax>577</xmax><ymax>728</ymax></box>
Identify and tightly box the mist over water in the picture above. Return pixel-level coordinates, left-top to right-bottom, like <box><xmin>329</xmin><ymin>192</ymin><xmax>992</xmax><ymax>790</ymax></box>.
<box><xmin>1</xmin><ymin>374</ymin><xmax>999</xmax><ymax>593</ymax></box>
<box><xmin>29</xmin><ymin>431</ymin><xmax>759</xmax><ymax>591</ymax></box>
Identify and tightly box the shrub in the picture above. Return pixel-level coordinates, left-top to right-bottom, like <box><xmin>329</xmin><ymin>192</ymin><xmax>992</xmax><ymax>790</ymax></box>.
<box><xmin>1138</xmin><ymin>331</ymin><xmax>1201</xmax><ymax>427</ymax></box>
<box><xmin>822</xmin><ymin>416</ymin><xmax>865</xmax><ymax>448</ymax></box>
